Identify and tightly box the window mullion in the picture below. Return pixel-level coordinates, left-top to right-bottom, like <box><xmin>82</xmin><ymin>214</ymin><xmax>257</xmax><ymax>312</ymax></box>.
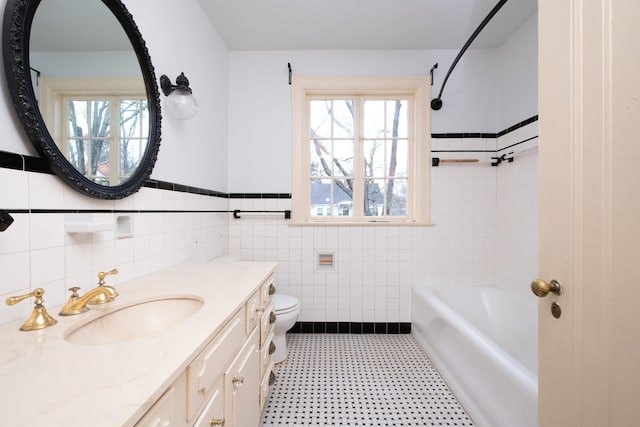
<box><xmin>352</xmin><ymin>97</ymin><xmax>364</xmax><ymax>220</ymax></box>
<box><xmin>110</xmin><ymin>97</ymin><xmax>121</xmax><ymax>185</ymax></box>
<box><xmin>406</xmin><ymin>96</ymin><xmax>415</xmax><ymax>218</ymax></box>
<box><xmin>61</xmin><ymin>97</ymin><xmax>70</xmax><ymax>157</ymax></box>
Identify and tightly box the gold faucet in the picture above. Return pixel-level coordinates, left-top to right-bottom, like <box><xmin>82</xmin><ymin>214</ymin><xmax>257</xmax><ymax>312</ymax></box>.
<box><xmin>88</xmin><ymin>268</ymin><xmax>119</xmax><ymax>305</ymax></box>
<box><xmin>5</xmin><ymin>288</ymin><xmax>57</xmax><ymax>331</ymax></box>
<box><xmin>59</xmin><ymin>285</ymin><xmax>119</xmax><ymax>316</ymax></box>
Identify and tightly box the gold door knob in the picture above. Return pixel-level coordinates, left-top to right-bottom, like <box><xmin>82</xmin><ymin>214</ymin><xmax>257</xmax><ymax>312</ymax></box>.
<box><xmin>210</xmin><ymin>418</ymin><xmax>225</xmax><ymax>426</ymax></box>
<box><xmin>531</xmin><ymin>279</ymin><xmax>562</xmax><ymax>297</ymax></box>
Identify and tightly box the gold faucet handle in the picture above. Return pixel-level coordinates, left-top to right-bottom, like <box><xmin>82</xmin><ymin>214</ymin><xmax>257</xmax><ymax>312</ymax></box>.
<box><xmin>6</xmin><ymin>288</ymin><xmax>45</xmax><ymax>306</ymax></box>
<box><xmin>5</xmin><ymin>288</ymin><xmax>57</xmax><ymax>331</ymax></box>
<box><xmin>68</xmin><ymin>287</ymin><xmax>81</xmax><ymax>299</ymax></box>
<box><xmin>97</xmin><ymin>268</ymin><xmax>119</xmax><ymax>286</ymax></box>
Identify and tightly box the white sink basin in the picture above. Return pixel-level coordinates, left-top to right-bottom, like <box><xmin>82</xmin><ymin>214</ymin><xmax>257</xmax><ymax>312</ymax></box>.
<box><xmin>65</xmin><ymin>296</ymin><xmax>204</xmax><ymax>345</ymax></box>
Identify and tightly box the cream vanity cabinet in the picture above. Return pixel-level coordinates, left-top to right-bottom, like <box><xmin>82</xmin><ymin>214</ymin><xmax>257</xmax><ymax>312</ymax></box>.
<box><xmin>135</xmin><ymin>273</ymin><xmax>277</xmax><ymax>427</ymax></box>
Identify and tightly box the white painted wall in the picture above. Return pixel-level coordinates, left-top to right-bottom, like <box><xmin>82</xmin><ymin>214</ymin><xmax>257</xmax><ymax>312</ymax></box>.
<box><xmin>124</xmin><ymin>0</ymin><xmax>229</xmax><ymax>190</ymax></box>
<box><xmin>497</xmin><ymin>14</ymin><xmax>538</xmax><ymax>129</ymax></box>
<box><xmin>227</xmin><ymin>48</ymin><xmax>498</xmax><ymax>193</ymax></box>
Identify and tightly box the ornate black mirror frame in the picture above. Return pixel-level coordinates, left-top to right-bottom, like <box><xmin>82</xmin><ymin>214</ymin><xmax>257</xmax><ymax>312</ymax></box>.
<box><xmin>2</xmin><ymin>0</ymin><xmax>161</xmax><ymax>199</ymax></box>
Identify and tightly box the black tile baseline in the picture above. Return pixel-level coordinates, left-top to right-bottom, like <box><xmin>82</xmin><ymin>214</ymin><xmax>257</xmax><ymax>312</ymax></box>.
<box><xmin>288</xmin><ymin>321</ymin><xmax>411</xmax><ymax>334</ymax></box>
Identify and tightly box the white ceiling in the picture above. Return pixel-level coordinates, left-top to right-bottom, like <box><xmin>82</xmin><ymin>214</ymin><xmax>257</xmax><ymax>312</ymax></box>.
<box><xmin>197</xmin><ymin>0</ymin><xmax>538</xmax><ymax>51</ymax></box>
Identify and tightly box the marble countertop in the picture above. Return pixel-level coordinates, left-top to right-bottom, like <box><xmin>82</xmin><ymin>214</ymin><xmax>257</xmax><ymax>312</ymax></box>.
<box><xmin>0</xmin><ymin>259</ymin><xmax>278</xmax><ymax>427</ymax></box>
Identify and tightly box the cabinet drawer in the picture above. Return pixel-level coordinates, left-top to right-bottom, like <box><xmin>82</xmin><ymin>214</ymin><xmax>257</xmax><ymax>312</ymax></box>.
<box><xmin>245</xmin><ymin>290</ymin><xmax>260</xmax><ymax>335</ymax></box>
<box><xmin>260</xmin><ymin>301</ymin><xmax>275</xmax><ymax>348</ymax></box>
<box><xmin>192</xmin><ymin>376</ymin><xmax>224</xmax><ymax>427</ymax></box>
<box><xmin>260</xmin><ymin>274</ymin><xmax>276</xmax><ymax>308</ymax></box>
<box><xmin>186</xmin><ymin>309</ymin><xmax>245</xmax><ymax>421</ymax></box>
<box><xmin>259</xmin><ymin>362</ymin><xmax>275</xmax><ymax>411</ymax></box>
<box><xmin>260</xmin><ymin>330</ymin><xmax>275</xmax><ymax>378</ymax></box>
<box><xmin>136</xmin><ymin>371</ymin><xmax>187</xmax><ymax>427</ymax></box>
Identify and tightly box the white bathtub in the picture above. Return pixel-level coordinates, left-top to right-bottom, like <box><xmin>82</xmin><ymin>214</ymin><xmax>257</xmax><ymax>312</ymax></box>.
<box><xmin>411</xmin><ymin>285</ymin><xmax>538</xmax><ymax>427</ymax></box>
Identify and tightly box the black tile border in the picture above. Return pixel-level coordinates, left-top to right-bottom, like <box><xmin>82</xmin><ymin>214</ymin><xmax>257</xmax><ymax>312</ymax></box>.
<box><xmin>430</xmin><ymin>132</ymin><xmax>497</xmax><ymax>139</ymax></box>
<box><xmin>142</xmin><ymin>179</ymin><xmax>230</xmax><ymax>198</ymax></box>
<box><xmin>229</xmin><ymin>193</ymin><xmax>292</xmax><ymax>199</ymax></box>
<box><xmin>0</xmin><ymin>150</ymin><xmax>26</xmax><ymax>170</ymax></box>
<box><xmin>496</xmin><ymin>115</ymin><xmax>538</xmax><ymax>138</ymax></box>
<box><xmin>289</xmin><ymin>321</ymin><xmax>411</xmax><ymax>334</ymax></box>
<box><xmin>3</xmin><ymin>208</ymin><xmax>231</xmax><ymax>215</ymax></box>
<box><xmin>1</xmin><ymin>115</ymin><xmax>537</xmax><ymax>200</ymax></box>
<box><xmin>431</xmin><ymin>115</ymin><xmax>537</xmax><ymax>139</ymax></box>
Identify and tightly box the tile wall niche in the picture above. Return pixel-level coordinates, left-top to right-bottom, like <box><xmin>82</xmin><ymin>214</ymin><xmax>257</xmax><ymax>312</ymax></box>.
<box><xmin>0</xmin><ymin>160</ymin><xmax>229</xmax><ymax>326</ymax></box>
<box><xmin>230</xmin><ymin>118</ymin><xmax>539</xmax><ymax>324</ymax></box>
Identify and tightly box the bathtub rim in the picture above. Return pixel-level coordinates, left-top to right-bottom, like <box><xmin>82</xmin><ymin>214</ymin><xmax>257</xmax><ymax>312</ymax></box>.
<box><xmin>411</xmin><ymin>284</ymin><xmax>538</xmax><ymax>427</ymax></box>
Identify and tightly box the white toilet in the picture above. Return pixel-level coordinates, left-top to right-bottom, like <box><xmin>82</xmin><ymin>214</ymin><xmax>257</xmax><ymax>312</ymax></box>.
<box><xmin>272</xmin><ymin>294</ymin><xmax>300</xmax><ymax>363</ymax></box>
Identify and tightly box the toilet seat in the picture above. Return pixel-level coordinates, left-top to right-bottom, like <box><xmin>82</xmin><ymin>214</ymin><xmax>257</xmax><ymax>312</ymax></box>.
<box><xmin>274</xmin><ymin>294</ymin><xmax>299</xmax><ymax>314</ymax></box>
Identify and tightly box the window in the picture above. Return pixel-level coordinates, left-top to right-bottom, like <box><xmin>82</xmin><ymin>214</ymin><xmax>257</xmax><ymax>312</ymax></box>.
<box><xmin>291</xmin><ymin>76</ymin><xmax>431</xmax><ymax>225</ymax></box>
<box><xmin>38</xmin><ymin>77</ymin><xmax>147</xmax><ymax>186</ymax></box>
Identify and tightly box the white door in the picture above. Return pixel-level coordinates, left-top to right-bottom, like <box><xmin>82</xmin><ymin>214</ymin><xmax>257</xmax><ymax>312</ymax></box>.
<box><xmin>538</xmin><ymin>0</ymin><xmax>640</xmax><ymax>425</ymax></box>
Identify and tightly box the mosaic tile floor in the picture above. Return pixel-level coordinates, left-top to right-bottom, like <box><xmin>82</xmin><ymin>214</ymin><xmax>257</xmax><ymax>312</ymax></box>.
<box><xmin>260</xmin><ymin>334</ymin><xmax>474</xmax><ymax>426</ymax></box>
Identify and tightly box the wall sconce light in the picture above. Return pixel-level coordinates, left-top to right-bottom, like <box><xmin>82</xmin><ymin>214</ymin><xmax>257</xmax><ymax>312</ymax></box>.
<box><xmin>160</xmin><ymin>72</ymin><xmax>198</xmax><ymax>120</ymax></box>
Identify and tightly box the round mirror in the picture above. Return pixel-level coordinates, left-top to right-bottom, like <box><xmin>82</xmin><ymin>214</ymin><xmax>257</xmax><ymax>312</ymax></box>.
<box><xmin>3</xmin><ymin>0</ymin><xmax>161</xmax><ymax>199</ymax></box>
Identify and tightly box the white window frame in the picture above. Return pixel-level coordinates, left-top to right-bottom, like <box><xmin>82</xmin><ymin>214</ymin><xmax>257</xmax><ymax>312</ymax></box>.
<box><xmin>291</xmin><ymin>76</ymin><xmax>432</xmax><ymax>225</ymax></box>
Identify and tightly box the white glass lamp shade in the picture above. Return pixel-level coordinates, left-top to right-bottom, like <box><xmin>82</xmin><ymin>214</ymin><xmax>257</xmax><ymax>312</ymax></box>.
<box><xmin>165</xmin><ymin>90</ymin><xmax>198</xmax><ymax>120</ymax></box>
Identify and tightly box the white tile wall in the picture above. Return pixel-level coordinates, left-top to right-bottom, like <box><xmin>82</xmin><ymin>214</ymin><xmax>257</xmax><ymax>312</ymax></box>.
<box><xmin>0</xmin><ymin>123</ymin><xmax>538</xmax><ymax>326</ymax></box>
<box><xmin>230</xmin><ymin>138</ymin><xmax>503</xmax><ymax>323</ymax></box>
<box><xmin>0</xmin><ymin>170</ymin><xmax>229</xmax><ymax>326</ymax></box>
<box><xmin>496</xmin><ymin>122</ymin><xmax>539</xmax><ymax>297</ymax></box>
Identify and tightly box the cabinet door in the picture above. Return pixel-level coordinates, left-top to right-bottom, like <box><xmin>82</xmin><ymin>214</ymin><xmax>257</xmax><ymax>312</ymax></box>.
<box><xmin>135</xmin><ymin>372</ymin><xmax>187</xmax><ymax>427</ymax></box>
<box><xmin>186</xmin><ymin>309</ymin><xmax>245</xmax><ymax>421</ymax></box>
<box><xmin>224</xmin><ymin>328</ymin><xmax>260</xmax><ymax>427</ymax></box>
<box><xmin>192</xmin><ymin>376</ymin><xmax>224</xmax><ymax>427</ymax></box>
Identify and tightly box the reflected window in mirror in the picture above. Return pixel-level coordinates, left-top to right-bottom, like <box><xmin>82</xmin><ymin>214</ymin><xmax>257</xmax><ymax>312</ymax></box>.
<box><xmin>38</xmin><ymin>77</ymin><xmax>147</xmax><ymax>186</ymax></box>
